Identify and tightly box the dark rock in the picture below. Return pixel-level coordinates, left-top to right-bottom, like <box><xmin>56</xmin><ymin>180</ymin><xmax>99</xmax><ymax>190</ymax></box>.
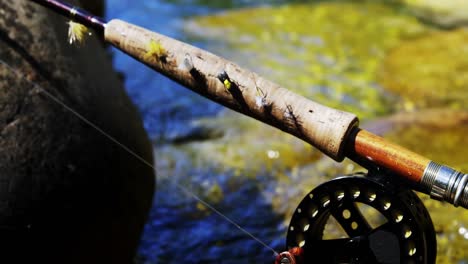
<box><xmin>168</xmin><ymin>124</ymin><xmax>224</xmax><ymax>145</ymax></box>
<box><xmin>80</xmin><ymin>0</ymin><xmax>105</xmax><ymax>18</ymax></box>
<box><xmin>0</xmin><ymin>1</ymin><xmax>155</xmax><ymax>263</ymax></box>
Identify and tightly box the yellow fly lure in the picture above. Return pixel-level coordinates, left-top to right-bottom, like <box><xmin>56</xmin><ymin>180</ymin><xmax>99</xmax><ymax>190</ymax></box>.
<box><xmin>67</xmin><ymin>20</ymin><xmax>91</xmax><ymax>45</ymax></box>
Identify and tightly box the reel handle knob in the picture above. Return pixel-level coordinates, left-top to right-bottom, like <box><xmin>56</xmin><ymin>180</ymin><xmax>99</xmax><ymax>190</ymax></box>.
<box><xmin>274</xmin><ymin>247</ymin><xmax>304</xmax><ymax>264</ymax></box>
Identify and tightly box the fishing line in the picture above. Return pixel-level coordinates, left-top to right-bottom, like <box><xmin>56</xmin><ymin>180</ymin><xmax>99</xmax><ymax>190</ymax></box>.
<box><xmin>0</xmin><ymin>58</ymin><xmax>279</xmax><ymax>256</ymax></box>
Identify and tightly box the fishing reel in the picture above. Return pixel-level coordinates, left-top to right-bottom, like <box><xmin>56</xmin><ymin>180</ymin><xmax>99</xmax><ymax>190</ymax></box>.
<box><xmin>277</xmin><ymin>171</ymin><xmax>436</xmax><ymax>264</ymax></box>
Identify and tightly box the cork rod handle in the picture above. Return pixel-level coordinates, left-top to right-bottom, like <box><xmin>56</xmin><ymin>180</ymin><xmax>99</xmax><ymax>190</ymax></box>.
<box><xmin>104</xmin><ymin>19</ymin><xmax>358</xmax><ymax>161</ymax></box>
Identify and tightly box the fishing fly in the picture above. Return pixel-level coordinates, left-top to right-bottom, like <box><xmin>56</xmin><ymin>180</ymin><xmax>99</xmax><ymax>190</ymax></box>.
<box><xmin>67</xmin><ymin>20</ymin><xmax>91</xmax><ymax>45</ymax></box>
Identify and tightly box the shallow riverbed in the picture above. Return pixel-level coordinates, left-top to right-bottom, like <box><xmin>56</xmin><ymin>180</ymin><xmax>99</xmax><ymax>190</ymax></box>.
<box><xmin>106</xmin><ymin>0</ymin><xmax>468</xmax><ymax>263</ymax></box>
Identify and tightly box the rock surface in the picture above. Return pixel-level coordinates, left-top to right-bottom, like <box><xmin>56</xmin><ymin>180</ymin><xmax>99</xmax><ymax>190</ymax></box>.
<box><xmin>402</xmin><ymin>0</ymin><xmax>468</xmax><ymax>28</ymax></box>
<box><xmin>0</xmin><ymin>1</ymin><xmax>155</xmax><ymax>263</ymax></box>
<box><xmin>187</xmin><ymin>2</ymin><xmax>429</xmax><ymax>118</ymax></box>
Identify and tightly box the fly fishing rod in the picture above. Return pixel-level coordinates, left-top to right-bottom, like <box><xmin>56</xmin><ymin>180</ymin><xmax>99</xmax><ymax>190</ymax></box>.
<box><xmin>29</xmin><ymin>0</ymin><xmax>467</xmax><ymax>210</ymax></box>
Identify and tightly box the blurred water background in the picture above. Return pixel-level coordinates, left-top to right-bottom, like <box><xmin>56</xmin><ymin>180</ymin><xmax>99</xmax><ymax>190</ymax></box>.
<box><xmin>106</xmin><ymin>0</ymin><xmax>468</xmax><ymax>263</ymax></box>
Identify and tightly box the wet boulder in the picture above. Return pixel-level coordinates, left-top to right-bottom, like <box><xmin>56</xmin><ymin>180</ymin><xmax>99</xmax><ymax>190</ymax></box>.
<box><xmin>0</xmin><ymin>0</ymin><xmax>154</xmax><ymax>263</ymax></box>
<box><xmin>401</xmin><ymin>0</ymin><xmax>468</xmax><ymax>28</ymax></box>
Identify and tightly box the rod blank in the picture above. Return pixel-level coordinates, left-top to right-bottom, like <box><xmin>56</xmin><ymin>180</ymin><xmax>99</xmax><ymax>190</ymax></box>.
<box><xmin>30</xmin><ymin>0</ymin><xmax>106</xmax><ymax>33</ymax></box>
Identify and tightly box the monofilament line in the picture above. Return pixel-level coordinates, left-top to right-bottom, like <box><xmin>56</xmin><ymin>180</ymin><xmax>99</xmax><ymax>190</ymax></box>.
<box><xmin>177</xmin><ymin>184</ymin><xmax>279</xmax><ymax>255</ymax></box>
<box><xmin>0</xmin><ymin>59</ymin><xmax>279</xmax><ymax>257</ymax></box>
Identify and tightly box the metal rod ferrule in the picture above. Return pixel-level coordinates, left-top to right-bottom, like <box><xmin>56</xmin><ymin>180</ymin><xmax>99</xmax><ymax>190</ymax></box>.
<box><xmin>421</xmin><ymin>161</ymin><xmax>468</xmax><ymax>209</ymax></box>
<box><xmin>30</xmin><ymin>0</ymin><xmax>107</xmax><ymax>34</ymax></box>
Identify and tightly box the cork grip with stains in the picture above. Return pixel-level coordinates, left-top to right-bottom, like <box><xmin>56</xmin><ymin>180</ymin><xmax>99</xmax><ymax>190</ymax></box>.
<box><xmin>104</xmin><ymin>19</ymin><xmax>359</xmax><ymax>161</ymax></box>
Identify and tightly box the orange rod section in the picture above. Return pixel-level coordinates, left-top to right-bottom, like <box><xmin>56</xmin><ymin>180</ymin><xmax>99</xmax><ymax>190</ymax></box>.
<box><xmin>349</xmin><ymin>129</ymin><xmax>430</xmax><ymax>183</ymax></box>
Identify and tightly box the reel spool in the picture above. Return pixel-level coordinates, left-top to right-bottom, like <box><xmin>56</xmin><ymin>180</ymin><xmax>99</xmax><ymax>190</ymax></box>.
<box><xmin>285</xmin><ymin>174</ymin><xmax>436</xmax><ymax>264</ymax></box>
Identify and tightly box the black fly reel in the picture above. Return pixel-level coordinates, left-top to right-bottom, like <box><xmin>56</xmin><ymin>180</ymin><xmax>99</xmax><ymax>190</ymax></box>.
<box><xmin>286</xmin><ymin>173</ymin><xmax>436</xmax><ymax>264</ymax></box>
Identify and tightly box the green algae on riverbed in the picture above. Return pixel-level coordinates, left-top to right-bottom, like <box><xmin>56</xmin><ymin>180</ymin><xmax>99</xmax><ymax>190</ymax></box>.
<box><xmin>380</xmin><ymin>29</ymin><xmax>468</xmax><ymax>110</ymax></box>
<box><xmin>177</xmin><ymin>0</ymin><xmax>432</xmax><ymax>178</ymax></box>
<box><xmin>158</xmin><ymin>115</ymin><xmax>323</xmax><ymax>177</ymax></box>
<box><xmin>187</xmin><ymin>1</ymin><xmax>429</xmax><ymax>118</ymax></box>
